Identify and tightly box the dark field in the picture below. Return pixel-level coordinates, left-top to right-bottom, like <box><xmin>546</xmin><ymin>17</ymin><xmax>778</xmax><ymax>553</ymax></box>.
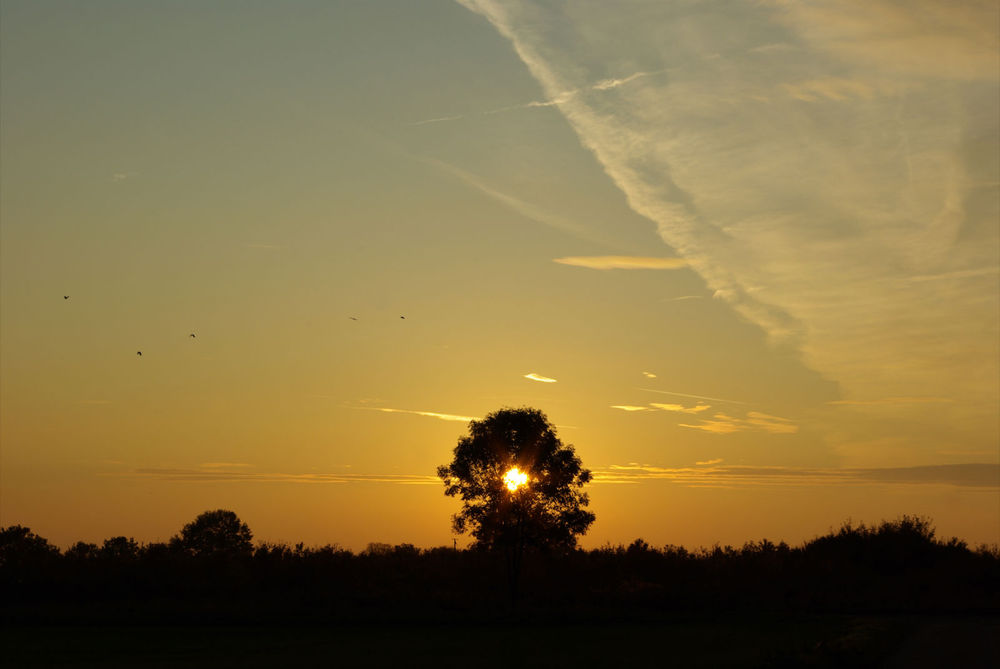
<box><xmin>3</xmin><ymin>615</ymin><xmax>995</xmax><ymax>668</ymax></box>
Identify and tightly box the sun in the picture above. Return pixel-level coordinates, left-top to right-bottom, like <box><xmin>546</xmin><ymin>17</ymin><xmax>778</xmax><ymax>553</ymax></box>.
<box><xmin>503</xmin><ymin>467</ymin><xmax>529</xmax><ymax>492</ymax></box>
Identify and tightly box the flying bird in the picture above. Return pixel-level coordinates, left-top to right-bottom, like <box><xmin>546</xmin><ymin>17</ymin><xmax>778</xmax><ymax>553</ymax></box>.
<box><xmin>63</xmin><ymin>296</ymin><xmax>69</xmax><ymax>300</ymax></box>
<box><xmin>136</xmin><ymin>351</ymin><xmax>142</xmax><ymax>356</ymax></box>
<box><xmin>349</xmin><ymin>317</ymin><xmax>358</xmax><ymax>321</ymax></box>
<box><xmin>400</xmin><ymin>316</ymin><xmax>406</xmax><ymax>319</ymax></box>
<box><xmin>189</xmin><ymin>333</ymin><xmax>196</xmax><ymax>338</ymax></box>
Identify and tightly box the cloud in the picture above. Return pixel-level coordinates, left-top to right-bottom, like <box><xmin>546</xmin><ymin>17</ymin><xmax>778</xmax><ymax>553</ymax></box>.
<box><xmin>114</xmin><ymin>468</ymin><xmax>440</xmax><ymax>485</ymax></box>
<box><xmin>828</xmin><ymin>397</ymin><xmax>956</xmax><ymax>406</ymax></box>
<box><xmin>771</xmin><ymin>0</ymin><xmax>1000</xmax><ymax>82</ymax></box>
<box><xmin>642</xmin><ymin>371</ymin><xmax>657</xmax><ymax>378</ymax></box>
<box><xmin>650</xmin><ymin>402</ymin><xmax>711</xmax><ymax>414</ymax></box>
<box><xmin>593</xmin><ymin>462</ymin><xmax>999</xmax><ymax>489</ymax></box>
<box><xmin>372</xmin><ymin>407</ymin><xmax>476</xmax><ymax>422</ymax></box>
<box><xmin>553</xmin><ymin>256</ymin><xmax>688</xmax><ymax>270</ymax></box>
<box><xmin>639</xmin><ymin>387</ymin><xmax>747</xmax><ymax>406</ymax></box>
<box><xmin>524</xmin><ymin>372</ymin><xmax>557</xmax><ymax>383</ymax></box>
<box><xmin>610</xmin><ymin>405</ymin><xmax>652</xmax><ymax>412</ymax></box>
<box><xmin>410</xmin><ymin>114</ymin><xmax>466</xmax><ymax>126</ymax></box>
<box><xmin>199</xmin><ymin>462</ymin><xmax>253</xmax><ymax>469</ymax></box>
<box><xmin>665</xmin><ymin>295</ymin><xmax>702</xmax><ymax>302</ymax></box>
<box><xmin>415</xmin><ymin>68</ymin><xmax>663</xmax><ymax>123</ymax></box>
<box><xmin>458</xmin><ymin>0</ymin><xmax>998</xmax><ymax>460</ymax></box>
<box><xmin>680</xmin><ymin>411</ymin><xmax>798</xmax><ymax>435</ymax></box>
<box><xmin>425</xmin><ymin>158</ymin><xmax>622</xmax><ymax>248</ymax></box>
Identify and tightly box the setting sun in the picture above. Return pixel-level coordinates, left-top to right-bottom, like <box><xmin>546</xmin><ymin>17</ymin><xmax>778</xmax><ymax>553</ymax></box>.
<box><xmin>503</xmin><ymin>467</ymin><xmax>529</xmax><ymax>492</ymax></box>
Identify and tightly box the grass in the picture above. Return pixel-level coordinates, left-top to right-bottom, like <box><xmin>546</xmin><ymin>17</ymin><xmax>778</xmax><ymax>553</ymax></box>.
<box><xmin>0</xmin><ymin>614</ymin><xmax>940</xmax><ymax>668</ymax></box>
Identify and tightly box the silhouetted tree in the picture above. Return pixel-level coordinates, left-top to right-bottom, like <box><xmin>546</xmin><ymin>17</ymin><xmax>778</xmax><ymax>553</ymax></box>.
<box><xmin>0</xmin><ymin>525</ymin><xmax>60</xmax><ymax>568</ymax></box>
<box><xmin>173</xmin><ymin>509</ymin><xmax>253</xmax><ymax>558</ymax></box>
<box><xmin>99</xmin><ymin>536</ymin><xmax>140</xmax><ymax>560</ymax></box>
<box><xmin>437</xmin><ymin>408</ymin><xmax>594</xmax><ymax>599</ymax></box>
<box><xmin>64</xmin><ymin>541</ymin><xmax>100</xmax><ymax>560</ymax></box>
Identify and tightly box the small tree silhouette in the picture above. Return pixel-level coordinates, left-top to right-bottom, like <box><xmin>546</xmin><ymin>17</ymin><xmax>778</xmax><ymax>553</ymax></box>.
<box><xmin>0</xmin><ymin>525</ymin><xmax>60</xmax><ymax>568</ymax></box>
<box><xmin>173</xmin><ymin>509</ymin><xmax>253</xmax><ymax>558</ymax></box>
<box><xmin>437</xmin><ymin>407</ymin><xmax>595</xmax><ymax>599</ymax></box>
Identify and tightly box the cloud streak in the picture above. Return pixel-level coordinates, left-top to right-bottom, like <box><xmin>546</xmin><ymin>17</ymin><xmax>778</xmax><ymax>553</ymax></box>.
<box><xmin>594</xmin><ymin>462</ymin><xmax>1000</xmax><ymax>489</ymax></box>
<box><xmin>553</xmin><ymin>256</ymin><xmax>688</xmax><ymax>270</ymax></box>
<box><xmin>524</xmin><ymin>372</ymin><xmax>557</xmax><ymax>383</ymax></box>
<box><xmin>679</xmin><ymin>411</ymin><xmax>798</xmax><ymax>435</ymax></box>
<box><xmin>369</xmin><ymin>407</ymin><xmax>477</xmax><ymax>422</ymax></box>
<box><xmin>650</xmin><ymin>402</ymin><xmax>711</xmax><ymax>414</ymax></box>
<box><xmin>113</xmin><ymin>468</ymin><xmax>440</xmax><ymax>485</ymax></box>
<box><xmin>639</xmin><ymin>387</ymin><xmax>748</xmax><ymax>406</ymax></box>
<box><xmin>458</xmin><ymin>0</ymin><xmax>999</xmax><ymax>463</ymax></box>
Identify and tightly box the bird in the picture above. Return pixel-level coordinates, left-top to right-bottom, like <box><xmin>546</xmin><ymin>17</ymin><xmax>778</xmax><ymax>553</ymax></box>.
<box><xmin>349</xmin><ymin>317</ymin><xmax>358</xmax><ymax>321</ymax></box>
<box><xmin>400</xmin><ymin>315</ymin><xmax>406</xmax><ymax>320</ymax></box>
<box><xmin>63</xmin><ymin>295</ymin><xmax>69</xmax><ymax>300</ymax></box>
<box><xmin>189</xmin><ymin>333</ymin><xmax>196</xmax><ymax>338</ymax></box>
<box><xmin>136</xmin><ymin>351</ymin><xmax>142</xmax><ymax>356</ymax></box>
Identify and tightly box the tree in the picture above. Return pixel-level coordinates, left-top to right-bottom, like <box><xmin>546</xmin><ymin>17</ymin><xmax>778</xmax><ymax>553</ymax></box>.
<box><xmin>437</xmin><ymin>407</ymin><xmax>595</xmax><ymax>553</ymax></box>
<box><xmin>0</xmin><ymin>526</ymin><xmax>60</xmax><ymax>567</ymax></box>
<box><xmin>173</xmin><ymin>509</ymin><xmax>253</xmax><ymax>558</ymax></box>
<box><xmin>99</xmin><ymin>536</ymin><xmax>140</xmax><ymax>560</ymax></box>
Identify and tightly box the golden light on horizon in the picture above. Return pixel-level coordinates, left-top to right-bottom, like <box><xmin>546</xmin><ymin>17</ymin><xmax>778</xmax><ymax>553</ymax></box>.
<box><xmin>503</xmin><ymin>467</ymin><xmax>529</xmax><ymax>492</ymax></box>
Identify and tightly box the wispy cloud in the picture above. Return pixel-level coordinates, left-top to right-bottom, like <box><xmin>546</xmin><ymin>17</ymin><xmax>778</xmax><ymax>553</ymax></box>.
<box><xmin>828</xmin><ymin>397</ymin><xmax>956</xmax><ymax>407</ymax></box>
<box><xmin>113</xmin><ymin>468</ymin><xmax>440</xmax><ymax>485</ymax></box>
<box><xmin>524</xmin><ymin>372</ymin><xmax>557</xmax><ymax>383</ymax></box>
<box><xmin>639</xmin><ymin>388</ymin><xmax>747</xmax><ymax>406</ymax></box>
<box><xmin>111</xmin><ymin>172</ymin><xmax>136</xmax><ymax>182</ymax></box>
<box><xmin>424</xmin><ymin>158</ymin><xmax>621</xmax><ymax>248</ymax></box>
<box><xmin>642</xmin><ymin>371</ymin><xmax>657</xmax><ymax>379</ymax></box>
<box><xmin>199</xmin><ymin>462</ymin><xmax>253</xmax><ymax>469</ymax></box>
<box><xmin>665</xmin><ymin>295</ymin><xmax>702</xmax><ymax>302</ymax></box>
<box><xmin>593</xmin><ymin>462</ymin><xmax>999</xmax><ymax>489</ymax></box>
<box><xmin>458</xmin><ymin>0</ymin><xmax>999</xmax><ymax>464</ymax></box>
<box><xmin>650</xmin><ymin>402</ymin><xmax>711</xmax><ymax>414</ymax></box>
<box><xmin>409</xmin><ymin>114</ymin><xmax>466</xmax><ymax>126</ymax></box>
<box><xmin>370</xmin><ymin>407</ymin><xmax>476</xmax><ymax>423</ymax></box>
<box><xmin>553</xmin><ymin>255</ymin><xmax>688</xmax><ymax>270</ymax></box>
<box><xmin>412</xmin><ymin>68</ymin><xmax>664</xmax><ymax>125</ymax></box>
<box><xmin>680</xmin><ymin>411</ymin><xmax>798</xmax><ymax>435</ymax></box>
<box><xmin>610</xmin><ymin>405</ymin><xmax>652</xmax><ymax>412</ymax></box>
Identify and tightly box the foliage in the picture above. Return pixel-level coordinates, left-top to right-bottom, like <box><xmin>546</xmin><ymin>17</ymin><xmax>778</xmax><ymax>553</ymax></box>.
<box><xmin>437</xmin><ymin>407</ymin><xmax>595</xmax><ymax>552</ymax></box>
<box><xmin>0</xmin><ymin>525</ymin><xmax>59</xmax><ymax>569</ymax></box>
<box><xmin>0</xmin><ymin>513</ymin><xmax>997</xmax><ymax>626</ymax></box>
<box><xmin>173</xmin><ymin>509</ymin><xmax>253</xmax><ymax>558</ymax></box>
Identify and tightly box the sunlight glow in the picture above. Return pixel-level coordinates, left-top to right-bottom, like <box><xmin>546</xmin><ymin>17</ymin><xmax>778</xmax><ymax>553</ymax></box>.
<box><xmin>503</xmin><ymin>467</ymin><xmax>529</xmax><ymax>492</ymax></box>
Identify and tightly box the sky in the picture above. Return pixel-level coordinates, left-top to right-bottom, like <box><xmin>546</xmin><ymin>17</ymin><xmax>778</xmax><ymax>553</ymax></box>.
<box><xmin>2</xmin><ymin>0</ymin><xmax>998</xmax><ymax>551</ymax></box>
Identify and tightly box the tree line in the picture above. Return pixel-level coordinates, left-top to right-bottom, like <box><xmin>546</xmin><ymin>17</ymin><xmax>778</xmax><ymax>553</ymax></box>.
<box><xmin>2</xmin><ymin>511</ymin><xmax>997</xmax><ymax>624</ymax></box>
<box><xmin>2</xmin><ymin>409</ymin><xmax>998</xmax><ymax>622</ymax></box>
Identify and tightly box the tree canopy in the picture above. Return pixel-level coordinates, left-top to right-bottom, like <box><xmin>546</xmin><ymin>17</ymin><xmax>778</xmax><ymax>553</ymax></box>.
<box><xmin>173</xmin><ymin>509</ymin><xmax>253</xmax><ymax>558</ymax></box>
<box><xmin>437</xmin><ymin>407</ymin><xmax>595</xmax><ymax>552</ymax></box>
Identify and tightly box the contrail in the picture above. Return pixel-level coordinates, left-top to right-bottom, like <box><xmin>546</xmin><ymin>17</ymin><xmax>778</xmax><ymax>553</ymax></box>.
<box><xmin>638</xmin><ymin>387</ymin><xmax>747</xmax><ymax>405</ymax></box>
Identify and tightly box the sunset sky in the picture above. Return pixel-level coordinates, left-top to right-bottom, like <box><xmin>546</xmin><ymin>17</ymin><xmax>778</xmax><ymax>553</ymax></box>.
<box><xmin>2</xmin><ymin>0</ymin><xmax>998</xmax><ymax>551</ymax></box>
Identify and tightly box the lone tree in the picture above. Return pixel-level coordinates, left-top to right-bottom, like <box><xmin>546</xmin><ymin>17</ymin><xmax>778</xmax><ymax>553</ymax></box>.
<box><xmin>172</xmin><ymin>509</ymin><xmax>253</xmax><ymax>558</ymax></box>
<box><xmin>437</xmin><ymin>407</ymin><xmax>594</xmax><ymax>591</ymax></box>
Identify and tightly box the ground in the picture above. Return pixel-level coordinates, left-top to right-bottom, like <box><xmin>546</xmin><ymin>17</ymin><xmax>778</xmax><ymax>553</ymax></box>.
<box><xmin>3</xmin><ymin>616</ymin><xmax>997</xmax><ymax>667</ymax></box>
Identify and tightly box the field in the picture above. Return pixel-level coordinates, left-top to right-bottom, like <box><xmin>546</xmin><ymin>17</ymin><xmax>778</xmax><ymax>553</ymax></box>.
<box><xmin>3</xmin><ymin>616</ymin><xmax>998</xmax><ymax>668</ymax></box>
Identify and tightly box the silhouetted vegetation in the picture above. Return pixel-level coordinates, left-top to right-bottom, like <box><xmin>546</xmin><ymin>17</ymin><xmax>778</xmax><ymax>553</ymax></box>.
<box><xmin>1</xmin><ymin>513</ymin><xmax>996</xmax><ymax>628</ymax></box>
<box><xmin>438</xmin><ymin>407</ymin><xmax>595</xmax><ymax>600</ymax></box>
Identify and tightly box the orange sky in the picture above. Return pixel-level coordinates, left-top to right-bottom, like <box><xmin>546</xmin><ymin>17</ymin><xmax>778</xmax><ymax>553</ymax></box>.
<box><xmin>2</xmin><ymin>0</ymin><xmax>997</xmax><ymax>550</ymax></box>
